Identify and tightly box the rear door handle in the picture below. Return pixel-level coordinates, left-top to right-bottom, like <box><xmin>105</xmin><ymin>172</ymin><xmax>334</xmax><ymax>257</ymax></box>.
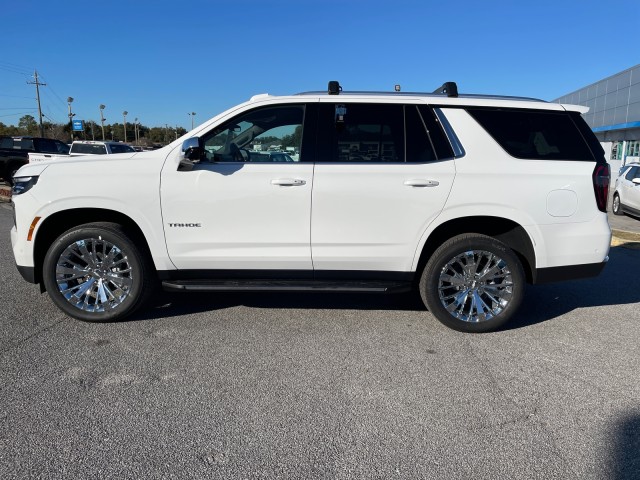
<box><xmin>404</xmin><ymin>179</ymin><xmax>439</xmax><ymax>187</ymax></box>
<box><xmin>271</xmin><ymin>178</ymin><xmax>306</xmax><ymax>186</ymax></box>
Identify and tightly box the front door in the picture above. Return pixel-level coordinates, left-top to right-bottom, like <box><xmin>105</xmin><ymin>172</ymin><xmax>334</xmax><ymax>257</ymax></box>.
<box><xmin>161</xmin><ymin>104</ymin><xmax>314</xmax><ymax>273</ymax></box>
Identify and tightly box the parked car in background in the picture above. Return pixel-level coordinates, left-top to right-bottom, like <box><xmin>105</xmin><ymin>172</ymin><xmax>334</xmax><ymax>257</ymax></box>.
<box><xmin>613</xmin><ymin>163</ymin><xmax>640</xmax><ymax>217</ymax></box>
<box><xmin>69</xmin><ymin>141</ymin><xmax>137</xmax><ymax>156</ymax></box>
<box><xmin>0</xmin><ymin>136</ymin><xmax>70</xmax><ymax>183</ymax></box>
<box><xmin>248</xmin><ymin>151</ymin><xmax>296</xmax><ymax>162</ymax></box>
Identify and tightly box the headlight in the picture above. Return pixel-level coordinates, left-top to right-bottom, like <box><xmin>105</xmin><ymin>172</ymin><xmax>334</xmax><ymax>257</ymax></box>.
<box><xmin>12</xmin><ymin>176</ymin><xmax>39</xmax><ymax>196</ymax></box>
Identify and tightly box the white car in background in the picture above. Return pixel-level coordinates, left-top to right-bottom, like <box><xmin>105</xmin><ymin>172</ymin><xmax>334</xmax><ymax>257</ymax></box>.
<box><xmin>613</xmin><ymin>163</ymin><xmax>640</xmax><ymax>217</ymax></box>
<box><xmin>69</xmin><ymin>141</ymin><xmax>136</xmax><ymax>156</ymax></box>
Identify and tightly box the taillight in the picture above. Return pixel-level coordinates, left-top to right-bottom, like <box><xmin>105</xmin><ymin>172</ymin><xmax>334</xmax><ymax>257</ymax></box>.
<box><xmin>592</xmin><ymin>163</ymin><xmax>610</xmax><ymax>213</ymax></box>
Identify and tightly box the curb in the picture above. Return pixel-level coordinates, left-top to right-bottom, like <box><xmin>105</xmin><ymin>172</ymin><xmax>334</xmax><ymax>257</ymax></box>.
<box><xmin>611</xmin><ymin>229</ymin><xmax>640</xmax><ymax>249</ymax></box>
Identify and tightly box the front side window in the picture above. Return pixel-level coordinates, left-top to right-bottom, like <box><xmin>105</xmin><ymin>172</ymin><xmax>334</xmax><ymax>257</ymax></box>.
<box><xmin>55</xmin><ymin>140</ymin><xmax>70</xmax><ymax>154</ymax></box>
<box><xmin>110</xmin><ymin>144</ymin><xmax>135</xmax><ymax>154</ymax></box>
<box><xmin>201</xmin><ymin>105</ymin><xmax>304</xmax><ymax>162</ymax></box>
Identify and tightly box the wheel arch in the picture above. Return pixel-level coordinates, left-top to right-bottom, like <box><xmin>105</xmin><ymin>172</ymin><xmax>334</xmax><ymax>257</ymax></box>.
<box><xmin>33</xmin><ymin>208</ymin><xmax>153</xmax><ymax>286</ymax></box>
<box><xmin>415</xmin><ymin>216</ymin><xmax>536</xmax><ymax>283</ymax></box>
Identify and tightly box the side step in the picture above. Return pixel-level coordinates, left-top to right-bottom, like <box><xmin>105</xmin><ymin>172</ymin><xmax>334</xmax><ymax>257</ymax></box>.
<box><xmin>162</xmin><ymin>279</ymin><xmax>412</xmax><ymax>294</ymax></box>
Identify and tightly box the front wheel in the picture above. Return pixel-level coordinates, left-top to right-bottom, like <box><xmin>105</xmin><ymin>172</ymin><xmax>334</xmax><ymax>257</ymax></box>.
<box><xmin>42</xmin><ymin>223</ymin><xmax>155</xmax><ymax>322</ymax></box>
<box><xmin>612</xmin><ymin>193</ymin><xmax>624</xmax><ymax>216</ymax></box>
<box><xmin>419</xmin><ymin>234</ymin><xmax>525</xmax><ymax>333</ymax></box>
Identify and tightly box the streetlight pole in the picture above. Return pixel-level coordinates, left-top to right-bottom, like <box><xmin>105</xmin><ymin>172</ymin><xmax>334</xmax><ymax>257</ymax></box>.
<box><xmin>188</xmin><ymin>112</ymin><xmax>196</xmax><ymax>130</ymax></box>
<box><xmin>122</xmin><ymin>111</ymin><xmax>128</xmax><ymax>143</ymax></box>
<box><xmin>67</xmin><ymin>97</ymin><xmax>75</xmax><ymax>142</ymax></box>
<box><xmin>99</xmin><ymin>104</ymin><xmax>106</xmax><ymax>141</ymax></box>
<box><xmin>134</xmin><ymin>117</ymin><xmax>139</xmax><ymax>145</ymax></box>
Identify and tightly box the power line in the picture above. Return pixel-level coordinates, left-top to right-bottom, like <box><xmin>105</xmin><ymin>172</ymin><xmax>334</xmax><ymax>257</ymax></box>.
<box><xmin>38</xmin><ymin>73</ymin><xmax>70</xmax><ymax>110</ymax></box>
<box><xmin>0</xmin><ymin>94</ymin><xmax>35</xmax><ymax>99</ymax></box>
<box><xmin>0</xmin><ymin>61</ymin><xmax>33</xmax><ymax>76</ymax></box>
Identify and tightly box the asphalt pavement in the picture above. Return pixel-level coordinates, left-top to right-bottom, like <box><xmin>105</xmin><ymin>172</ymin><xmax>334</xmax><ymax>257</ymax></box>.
<box><xmin>1</xmin><ymin>201</ymin><xmax>640</xmax><ymax>479</ymax></box>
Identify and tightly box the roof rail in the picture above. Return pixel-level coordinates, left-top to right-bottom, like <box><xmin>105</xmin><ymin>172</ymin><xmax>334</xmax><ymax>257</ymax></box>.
<box><xmin>433</xmin><ymin>82</ymin><xmax>458</xmax><ymax>98</ymax></box>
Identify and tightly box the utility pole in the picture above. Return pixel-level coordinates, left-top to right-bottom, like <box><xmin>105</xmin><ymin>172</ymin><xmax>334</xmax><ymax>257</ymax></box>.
<box><xmin>99</xmin><ymin>105</ymin><xmax>106</xmax><ymax>141</ymax></box>
<box><xmin>27</xmin><ymin>70</ymin><xmax>46</xmax><ymax>137</ymax></box>
<box><xmin>67</xmin><ymin>97</ymin><xmax>75</xmax><ymax>142</ymax></box>
<box><xmin>123</xmin><ymin>111</ymin><xmax>128</xmax><ymax>143</ymax></box>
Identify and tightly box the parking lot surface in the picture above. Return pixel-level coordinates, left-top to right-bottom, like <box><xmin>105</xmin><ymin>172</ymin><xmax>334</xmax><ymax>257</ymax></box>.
<box><xmin>1</xmin><ymin>204</ymin><xmax>639</xmax><ymax>479</ymax></box>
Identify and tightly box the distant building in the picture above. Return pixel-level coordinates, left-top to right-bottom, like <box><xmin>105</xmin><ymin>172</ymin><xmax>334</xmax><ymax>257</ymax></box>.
<box><xmin>554</xmin><ymin>64</ymin><xmax>640</xmax><ymax>174</ymax></box>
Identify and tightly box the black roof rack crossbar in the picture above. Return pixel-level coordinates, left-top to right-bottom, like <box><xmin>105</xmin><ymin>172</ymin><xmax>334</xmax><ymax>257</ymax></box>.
<box><xmin>433</xmin><ymin>82</ymin><xmax>458</xmax><ymax>97</ymax></box>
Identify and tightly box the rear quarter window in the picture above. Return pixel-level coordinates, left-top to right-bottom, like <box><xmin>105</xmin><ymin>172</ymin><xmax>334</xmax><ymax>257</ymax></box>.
<box><xmin>467</xmin><ymin>108</ymin><xmax>598</xmax><ymax>161</ymax></box>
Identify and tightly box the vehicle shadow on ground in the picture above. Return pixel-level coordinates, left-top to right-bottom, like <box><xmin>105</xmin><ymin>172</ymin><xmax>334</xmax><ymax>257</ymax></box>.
<box><xmin>131</xmin><ymin>245</ymin><xmax>640</xmax><ymax>328</ymax></box>
<box><xmin>507</xmin><ymin>244</ymin><xmax>640</xmax><ymax>329</ymax></box>
<box><xmin>608</xmin><ymin>412</ymin><xmax>640</xmax><ymax>480</ymax></box>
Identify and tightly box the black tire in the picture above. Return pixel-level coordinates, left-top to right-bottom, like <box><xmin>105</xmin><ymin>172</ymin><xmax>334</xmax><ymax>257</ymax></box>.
<box><xmin>612</xmin><ymin>193</ymin><xmax>624</xmax><ymax>216</ymax></box>
<box><xmin>419</xmin><ymin>234</ymin><xmax>525</xmax><ymax>333</ymax></box>
<box><xmin>42</xmin><ymin>222</ymin><xmax>156</xmax><ymax>322</ymax></box>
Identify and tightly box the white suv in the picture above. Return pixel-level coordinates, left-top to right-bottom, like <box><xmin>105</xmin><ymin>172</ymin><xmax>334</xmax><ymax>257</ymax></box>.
<box><xmin>10</xmin><ymin>81</ymin><xmax>611</xmax><ymax>332</ymax></box>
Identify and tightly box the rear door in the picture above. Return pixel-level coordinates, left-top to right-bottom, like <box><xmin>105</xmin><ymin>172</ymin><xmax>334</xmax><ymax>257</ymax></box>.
<box><xmin>310</xmin><ymin>102</ymin><xmax>457</xmax><ymax>274</ymax></box>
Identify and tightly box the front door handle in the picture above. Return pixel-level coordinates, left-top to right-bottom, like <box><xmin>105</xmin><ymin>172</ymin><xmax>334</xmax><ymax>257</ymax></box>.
<box><xmin>404</xmin><ymin>179</ymin><xmax>439</xmax><ymax>187</ymax></box>
<box><xmin>271</xmin><ymin>178</ymin><xmax>306</xmax><ymax>186</ymax></box>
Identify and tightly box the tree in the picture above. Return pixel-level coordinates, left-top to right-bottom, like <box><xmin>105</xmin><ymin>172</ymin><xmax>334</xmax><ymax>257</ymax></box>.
<box><xmin>18</xmin><ymin>115</ymin><xmax>38</xmax><ymax>136</ymax></box>
<box><xmin>281</xmin><ymin>125</ymin><xmax>303</xmax><ymax>149</ymax></box>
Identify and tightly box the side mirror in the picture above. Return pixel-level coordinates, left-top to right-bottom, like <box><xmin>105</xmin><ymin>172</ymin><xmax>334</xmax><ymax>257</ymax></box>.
<box><xmin>632</xmin><ymin>178</ymin><xmax>640</xmax><ymax>185</ymax></box>
<box><xmin>179</xmin><ymin>137</ymin><xmax>202</xmax><ymax>171</ymax></box>
<box><xmin>181</xmin><ymin>137</ymin><xmax>202</xmax><ymax>160</ymax></box>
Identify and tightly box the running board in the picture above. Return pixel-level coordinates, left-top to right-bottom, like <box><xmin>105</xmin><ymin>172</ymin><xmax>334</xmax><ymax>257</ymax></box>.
<box><xmin>162</xmin><ymin>279</ymin><xmax>412</xmax><ymax>293</ymax></box>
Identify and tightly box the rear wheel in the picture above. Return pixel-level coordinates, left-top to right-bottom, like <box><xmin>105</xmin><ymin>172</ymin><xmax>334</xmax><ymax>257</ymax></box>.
<box><xmin>420</xmin><ymin>234</ymin><xmax>525</xmax><ymax>333</ymax></box>
<box><xmin>612</xmin><ymin>193</ymin><xmax>624</xmax><ymax>216</ymax></box>
<box><xmin>42</xmin><ymin>223</ymin><xmax>155</xmax><ymax>322</ymax></box>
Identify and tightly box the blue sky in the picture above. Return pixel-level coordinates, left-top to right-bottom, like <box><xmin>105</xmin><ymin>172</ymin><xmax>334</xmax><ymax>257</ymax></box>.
<box><xmin>1</xmin><ymin>0</ymin><xmax>638</xmax><ymax>130</ymax></box>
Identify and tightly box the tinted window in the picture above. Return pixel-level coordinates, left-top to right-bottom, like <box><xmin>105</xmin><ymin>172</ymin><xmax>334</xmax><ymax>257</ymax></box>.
<box><xmin>405</xmin><ymin>105</ymin><xmax>437</xmax><ymax>162</ymax></box>
<box><xmin>468</xmin><ymin>108</ymin><xmax>597</xmax><ymax>161</ymax></box>
<box><xmin>71</xmin><ymin>144</ymin><xmax>107</xmax><ymax>155</ymax></box>
<box><xmin>318</xmin><ymin>103</ymin><xmax>404</xmax><ymax>162</ymax></box>
<box><xmin>110</xmin><ymin>144</ymin><xmax>135</xmax><ymax>154</ymax></box>
<box><xmin>19</xmin><ymin>138</ymin><xmax>35</xmax><ymax>151</ymax></box>
<box><xmin>35</xmin><ymin>139</ymin><xmax>59</xmax><ymax>153</ymax></box>
<box><xmin>625</xmin><ymin>166</ymin><xmax>639</xmax><ymax>180</ymax></box>
<box><xmin>55</xmin><ymin>141</ymin><xmax>70</xmax><ymax>154</ymax></box>
<box><xmin>418</xmin><ymin>106</ymin><xmax>455</xmax><ymax>159</ymax></box>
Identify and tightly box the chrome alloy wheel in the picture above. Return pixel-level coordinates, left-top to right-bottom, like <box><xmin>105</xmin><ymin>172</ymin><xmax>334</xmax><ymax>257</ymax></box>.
<box><xmin>437</xmin><ymin>249</ymin><xmax>514</xmax><ymax>323</ymax></box>
<box><xmin>55</xmin><ymin>237</ymin><xmax>133</xmax><ymax>313</ymax></box>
